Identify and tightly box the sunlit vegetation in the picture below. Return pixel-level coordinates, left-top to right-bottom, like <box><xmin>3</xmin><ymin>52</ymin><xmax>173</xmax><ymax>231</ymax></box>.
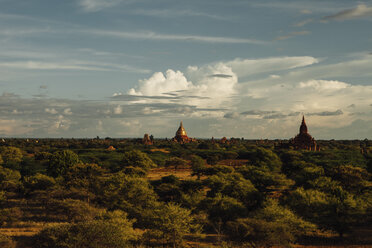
<box><xmin>0</xmin><ymin>138</ymin><xmax>371</xmax><ymax>247</ymax></box>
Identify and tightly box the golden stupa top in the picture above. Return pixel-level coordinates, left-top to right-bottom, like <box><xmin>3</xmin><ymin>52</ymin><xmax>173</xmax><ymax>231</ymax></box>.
<box><xmin>176</xmin><ymin>121</ymin><xmax>187</xmax><ymax>136</ymax></box>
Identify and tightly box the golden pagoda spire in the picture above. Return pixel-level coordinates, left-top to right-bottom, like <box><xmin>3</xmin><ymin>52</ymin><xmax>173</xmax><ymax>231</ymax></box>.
<box><xmin>176</xmin><ymin>121</ymin><xmax>187</xmax><ymax>136</ymax></box>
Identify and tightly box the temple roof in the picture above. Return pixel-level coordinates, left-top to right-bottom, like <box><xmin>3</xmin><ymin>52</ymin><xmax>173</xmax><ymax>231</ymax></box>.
<box><xmin>299</xmin><ymin>115</ymin><xmax>308</xmax><ymax>134</ymax></box>
<box><xmin>176</xmin><ymin>121</ymin><xmax>187</xmax><ymax>137</ymax></box>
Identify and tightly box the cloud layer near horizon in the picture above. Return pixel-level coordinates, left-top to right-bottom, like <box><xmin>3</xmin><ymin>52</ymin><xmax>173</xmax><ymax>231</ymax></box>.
<box><xmin>3</xmin><ymin>54</ymin><xmax>371</xmax><ymax>139</ymax></box>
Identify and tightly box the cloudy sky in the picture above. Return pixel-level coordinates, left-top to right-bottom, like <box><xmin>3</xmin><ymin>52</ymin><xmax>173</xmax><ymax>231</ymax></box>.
<box><xmin>0</xmin><ymin>0</ymin><xmax>372</xmax><ymax>139</ymax></box>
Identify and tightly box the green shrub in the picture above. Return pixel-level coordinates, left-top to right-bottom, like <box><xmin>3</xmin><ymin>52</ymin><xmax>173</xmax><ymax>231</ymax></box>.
<box><xmin>0</xmin><ymin>207</ymin><xmax>23</xmax><ymax>227</ymax></box>
<box><xmin>23</xmin><ymin>173</ymin><xmax>56</xmax><ymax>192</ymax></box>
<box><xmin>33</xmin><ymin>210</ymin><xmax>137</xmax><ymax>248</ymax></box>
<box><xmin>0</xmin><ymin>233</ymin><xmax>15</xmax><ymax>248</ymax></box>
<box><xmin>121</xmin><ymin>150</ymin><xmax>156</xmax><ymax>171</ymax></box>
<box><xmin>45</xmin><ymin>199</ymin><xmax>102</xmax><ymax>222</ymax></box>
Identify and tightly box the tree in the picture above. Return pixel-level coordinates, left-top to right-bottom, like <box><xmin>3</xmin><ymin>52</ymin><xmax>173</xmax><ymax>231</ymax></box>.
<box><xmin>190</xmin><ymin>155</ymin><xmax>206</xmax><ymax>180</ymax></box>
<box><xmin>47</xmin><ymin>150</ymin><xmax>80</xmax><ymax>177</ymax></box>
<box><xmin>34</xmin><ymin>210</ymin><xmax>137</xmax><ymax>248</ymax></box>
<box><xmin>63</xmin><ymin>163</ymin><xmax>105</xmax><ymax>201</ymax></box>
<box><xmin>246</xmin><ymin>147</ymin><xmax>282</xmax><ymax>172</ymax></box>
<box><xmin>165</xmin><ymin>157</ymin><xmax>188</xmax><ymax>171</ymax></box>
<box><xmin>286</xmin><ymin>187</ymin><xmax>367</xmax><ymax>237</ymax></box>
<box><xmin>226</xmin><ymin>199</ymin><xmax>315</xmax><ymax>247</ymax></box>
<box><xmin>0</xmin><ymin>147</ymin><xmax>23</xmax><ymax>167</ymax></box>
<box><xmin>332</xmin><ymin>165</ymin><xmax>370</xmax><ymax>193</ymax></box>
<box><xmin>0</xmin><ymin>208</ymin><xmax>23</xmax><ymax>227</ymax></box>
<box><xmin>0</xmin><ymin>233</ymin><xmax>15</xmax><ymax>248</ymax></box>
<box><xmin>121</xmin><ymin>150</ymin><xmax>156</xmax><ymax>172</ymax></box>
<box><xmin>202</xmin><ymin>194</ymin><xmax>247</xmax><ymax>225</ymax></box>
<box><xmin>23</xmin><ymin>173</ymin><xmax>56</xmax><ymax>192</ymax></box>
<box><xmin>237</xmin><ymin>165</ymin><xmax>294</xmax><ymax>193</ymax></box>
<box><xmin>97</xmin><ymin>172</ymin><xmax>159</xmax><ymax>227</ymax></box>
<box><xmin>146</xmin><ymin>203</ymin><xmax>200</xmax><ymax>248</ymax></box>
<box><xmin>0</xmin><ymin>166</ymin><xmax>21</xmax><ymax>192</ymax></box>
<box><xmin>45</xmin><ymin>199</ymin><xmax>103</xmax><ymax>222</ymax></box>
<box><xmin>0</xmin><ymin>191</ymin><xmax>6</xmax><ymax>206</ymax></box>
<box><xmin>205</xmin><ymin>173</ymin><xmax>261</xmax><ymax>210</ymax></box>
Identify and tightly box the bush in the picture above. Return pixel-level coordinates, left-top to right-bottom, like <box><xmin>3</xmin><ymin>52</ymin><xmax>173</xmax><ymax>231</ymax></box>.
<box><xmin>0</xmin><ymin>146</ymin><xmax>23</xmax><ymax>166</ymax></box>
<box><xmin>23</xmin><ymin>173</ymin><xmax>56</xmax><ymax>192</ymax></box>
<box><xmin>0</xmin><ymin>190</ymin><xmax>6</xmax><ymax>206</ymax></box>
<box><xmin>45</xmin><ymin>199</ymin><xmax>102</xmax><ymax>222</ymax></box>
<box><xmin>121</xmin><ymin>150</ymin><xmax>156</xmax><ymax>171</ymax></box>
<box><xmin>33</xmin><ymin>211</ymin><xmax>137</xmax><ymax>248</ymax></box>
<box><xmin>0</xmin><ymin>166</ymin><xmax>21</xmax><ymax>192</ymax></box>
<box><xmin>47</xmin><ymin>150</ymin><xmax>80</xmax><ymax>177</ymax></box>
<box><xmin>226</xmin><ymin>199</ymin><xmax>315</xmax><ymax>247</ymax></box>
<box><xmin>0</xmin><ymin>207</ymin><xmax>23</xmax><ymax>227</ymax></box>
<box><xmin>97</xmin><ymin>173</ymin><xmax>159</xmax><ymax>227</ymax></box>
<box><xmin>144</xmin><ymin>203</ymin><xmax>200</xmax><ymax>247</ymax></box>
<box><xmin>0</xmin><ymin>233</ymin><xmax>15</xmax><ymax>248</ymax></box>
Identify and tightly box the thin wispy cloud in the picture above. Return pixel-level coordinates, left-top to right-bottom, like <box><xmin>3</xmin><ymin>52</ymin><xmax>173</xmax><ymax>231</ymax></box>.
<box><xmin>78</xmin><ymin>0</ymin><xmax>124</xmax><ymax>12</ymax></box>
<box><xmin>251</xmin><ymin>1</ymin><xmax>346</xmax><ymax>14</ymax></box>
<box><xmin>0</xmin><ymin>28</ymin><xmax>51</xmax><ymax>37</ymax></box>
<box><xmin>85</xmin><ymin>29</ymin><xmax>266</xmax><ymax>44</ymax></box>
<box><xmin>323</xmin><ymin>4</ymin><xmax>372</xmax><ymax>21</ymax></box>
<box><xmin>0</xmin><ymin>60</ymin><xmax>150</xmax><ymax>73</ymax></box>
<box><xmin>293</xmin><ymin>19</ymin><xmax>313</xmax><ymax>27</ymax></box>
<box><xmin>308</xmin><ymin>109</ymin><xmax>343</xmax><ymax>116</ymax></box>
<box><xmin>275</xmin><ymin>31</ymin><xmax>310</xmax><ymax>41</ymax></box>
<box><xmin>133</xmin><ymin>9</ymin><xmax>230</xmax><ymax>21</ymax></box>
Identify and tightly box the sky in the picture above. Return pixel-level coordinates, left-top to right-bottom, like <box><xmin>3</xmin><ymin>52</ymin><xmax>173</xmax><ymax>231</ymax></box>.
<box><xmin>0</xmin><ymin>0</ymin><xmax>372</xmax><ymax>139</ymax></box>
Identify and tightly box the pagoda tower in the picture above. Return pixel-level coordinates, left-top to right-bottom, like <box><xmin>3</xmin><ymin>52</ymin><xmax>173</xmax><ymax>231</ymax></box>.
<box><xmin>142</xmin><ymin>133</ymin><xmax>153</xmax><ymax>145</ymax></box>
<box><xmin>290</xmin><ymin>116</ymin><xmax>318</xmax><ymax>151</ymax></box>
<box><xmin>172</xmin><ymin>121</ymin><xmax>194</xmax><ymax>143</ymax></box>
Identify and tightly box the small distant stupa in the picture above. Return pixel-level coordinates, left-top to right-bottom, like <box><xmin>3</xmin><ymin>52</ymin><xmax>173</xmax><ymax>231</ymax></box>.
<box><xmin>290</xmin><ymin>116</ymin><xmax>319</xmax><ymax>151</ymax></box>
<box><xmin>107</xmin><ymin>145</ymin><xmax>116</xmax><ymax>151</ymax></box>
<box><xmin>142</xmin><ymin>133</ymin><xmax>153</xmax><ymax>145</ymax></box>
<box><xmin>172</xmin><ymin>121</ymin><xmax>195</xmax><ymax>143</ymax></box>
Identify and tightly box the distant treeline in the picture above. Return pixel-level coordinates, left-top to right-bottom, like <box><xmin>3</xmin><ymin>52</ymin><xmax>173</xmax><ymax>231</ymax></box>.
<box><xmin>0</xmin><ymin>138</ymin><xmax>371</xmax><ymax>247</ymax></box>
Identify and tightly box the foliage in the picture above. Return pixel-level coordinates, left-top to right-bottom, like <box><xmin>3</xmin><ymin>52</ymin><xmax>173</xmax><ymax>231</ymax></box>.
<box><xmin>190</xmin><ymin>155</ymin><xmax>206</xmax><ymax>179</ymax></box>
<box><xmin>0</xmin><ymin>166</ymin><xmax>21</xmax><ymax>192</ymax></box>
<box><xmin>97</xmin><ymin>172</ymin><xmax>159</xmax><ymax>226</ymax></box>
<box><xmin>204</xmin><ymin>164</ymin><xmax>234</xmax><ymax>176</ymax></box>
<box><xmin>33</xmin><ymin>210</ymin><xmax>137</xmax><ymax>248</ymax></box>
<box><xmin>0</xmin><ymin>207</ymin><xmax>23</xmax><ymax>227</ymax></box>
<box><xmin>205</xmin><ymin>173</ymin><xmax>262</xmax><ymax>209</ymax></box>
<box><xmin>23</xmin><ymin>173</ymin><xmax>56</xmax><ymax>192</ymax></box>
<box><xmin>0</xmin><ymin>190</ymin><xmax>6</xmax><ymax>206</ymax></box>
<box><xmin>121</xmin><ymin>150</ymin><xmax>156</xmax><ymax>171</ymax></box>
<box><xmin>165</xmin><ymin>157</ymin><xmax>188</xmax><ymax>171</ymax></box>
<box><xmin>0</xmin><ymin>139</ymin><xmax>371</xmax><ymax>246</ymax></box>
<box><xmin>0</xmin><ymin>146</ymin><xmax>23</xmax><ymax>166</ymax></box>
<box><xmin>237</xmin><ymin>165</ymin><xmax>294</xmax><ymax>192</ymax></box>
<box><xmin>202</xmin><ymin>194</ymin><xmax>247</xmax><ymax>224</ymax></box>
<box><xmin>45</xmin><ymin>199</ymin><xmax>103</xmax><ymax>222</ymax></box>
<box><xmin>331</xmin><ymin>165</ymin><xmax>370</xmax><ymax>193</ymax></box>
<box><xmin>0</xmin><ymin>233</ymin><xmax>15</xmax><ymax>248</ymax></box>
<box><xmin>63</xmin><ymin>163</ymin><xmax>105</xmax><ymax>197</ymax></box>
<box><xmin>286</xmin><ymin>186</ymin><xmax>368</xmax><ymax>237</ymax></box>
<box><xmin>243</xmin><ymin>147</ymin><xmax>282</xmax><ymax>172</ymax></box>
<box><xmin>145</xmin><ymin>202</ymin><xmax>200</xmax><ymax>247</ymax></box>
<box><xmin>47</xmin><ymin>150</ymin><xmax>80</xmax><ymax>177</ymax></box>
<box><xmin>226</xmin><ymin>199</ymin><xmax>315</xmax><ymax>247</ymax></box>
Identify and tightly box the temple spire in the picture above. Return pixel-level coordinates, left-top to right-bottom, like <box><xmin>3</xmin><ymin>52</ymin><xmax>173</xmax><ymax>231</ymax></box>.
<box><xmin>299</xmin><ymin>115</ymin><xmax>308</xmax><ymax>134</ymax></box>
<box><xmin>176</xmin><ymin>121</ymin><xmax>187</xmax><ymax>137</ymax></box>
<box><xmin>173</xmin><ymin>121</ymin><xmax>194</xmax><ymax>143</ymax></box>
